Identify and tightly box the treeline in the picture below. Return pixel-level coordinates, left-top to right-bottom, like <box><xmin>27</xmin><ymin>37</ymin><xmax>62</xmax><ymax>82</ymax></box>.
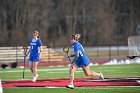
<box><xmin>0</xmin><ymin>0</ymin><xmax>140</xmax><ymax>47</ymax></box>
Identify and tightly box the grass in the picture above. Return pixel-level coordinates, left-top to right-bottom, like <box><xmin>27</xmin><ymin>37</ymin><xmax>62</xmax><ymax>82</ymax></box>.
<box><xmin>1</xmin><ymin>64</ymin><xmax>140</xmax><ymax>93</ymax></box>
<box><xmin>3</xmin><ymin>87</ymin><xmax>140</xmax><ymax>93</ymax></box>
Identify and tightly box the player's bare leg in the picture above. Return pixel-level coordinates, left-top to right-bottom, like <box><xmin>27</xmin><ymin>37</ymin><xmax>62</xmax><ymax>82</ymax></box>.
<box><xmin>29</xmin><ymin>62</ymin><xmax>33</xmax><ymax>74</ymax></box>
<box><xmin>83</xmin><ymin>66</ymin><xmax>104</xmax><ymax>80</ymax></box>
<box><xmin>32</xmin><ymin>62</ymin><xmax>39</xmax><ymax>82</ymax></box>
<box><xmin>66</xmin><ymin>63</ymin><xmax>78</xmax><ymax>89</ymax></box>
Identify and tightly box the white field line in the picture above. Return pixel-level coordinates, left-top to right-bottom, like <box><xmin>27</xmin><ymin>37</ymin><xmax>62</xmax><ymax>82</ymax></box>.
<box><xmin>0</xmin><ymin>67</ymin><xmax>140</xmax><ymax>74</ymax></box>
<box><xmin>0</xmin><ymin>68</ymin><xmax>86</xmax><ymax>73</ymax></box>
<box><xmin>0</xmin><ymin>79</ymin><xmax>3</xmax><ymax>93</ymax></box>
<box><xmin>97</xmin><ymin>65</ymin><xmax>140</xmax><ymax>70</ymax></box>
<box><xmin>78</xmin><ymin>86</ymin><xmax>140</xmax><ymax>89</ymax></box>
<box><xmin>44</xmin><ymin>86</ymin><xmax>140</xmax><ymax>89</ymax></box>
<box><xmin>14</xmin><ymin>86</ymin><xmax>140</xmax><ymax>89</ymax></box>
<box><xmin>1</xmin><ymin>64</ymin><xmax>139</xmax><ymax>72</ymax></box>
<box><xmin>0</xmin><ymin>68</ymin><xmax>70</xmax><ymax>73</ymax></box>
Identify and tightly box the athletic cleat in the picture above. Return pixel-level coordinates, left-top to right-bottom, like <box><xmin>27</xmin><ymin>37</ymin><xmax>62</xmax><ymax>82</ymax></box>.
<box><xmin>32</xmin><ymin>77</ymin><xmax>37</xmax><ymax>82</ymax></box>
<box><xmin>137</xmin><ymin>80</ymin><xmax>140</xmax><ymax>84</ymax></box>
<box><xmin>99</xmin><ymin>73</ymin><xmax>104</xmax><ymax>80</ymax></box>
<box><xmin>66</xmin><ymin>84</ymin><xmax>74</xmax><ymax>89</ymax></box>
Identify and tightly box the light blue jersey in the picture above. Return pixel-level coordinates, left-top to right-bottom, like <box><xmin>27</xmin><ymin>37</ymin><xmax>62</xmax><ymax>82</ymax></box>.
<box><xmin>73</xmin><ymin>41</ymin><xmax>90</xmax><ymax>67</ymax></box>
<box><xmin>29</xmin><ymin>38</ymin><xmax>42</xmax><ymax>62</ymax></box>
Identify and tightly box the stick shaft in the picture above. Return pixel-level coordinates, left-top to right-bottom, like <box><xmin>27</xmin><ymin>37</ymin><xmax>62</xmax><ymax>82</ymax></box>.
<box><xmin>67</xmin><ymin>53</ymin><xmax>71</xmax><ymax>63</ymax></box>
<box><xmin>23</xmin><ymin>56</ymin><xmax>26</xmax><ymax>78</ymax></box>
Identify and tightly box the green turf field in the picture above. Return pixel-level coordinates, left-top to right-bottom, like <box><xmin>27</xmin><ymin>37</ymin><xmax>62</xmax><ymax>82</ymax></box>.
<box><xmin>1</xmin><ymin>64</ymin><xmax>140</xmax><ymax>93</ymax></box>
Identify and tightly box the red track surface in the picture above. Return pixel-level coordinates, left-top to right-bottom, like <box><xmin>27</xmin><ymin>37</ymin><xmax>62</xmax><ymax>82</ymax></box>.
<box><xmin>2</xmin><ymin>77</ymin><xmax>140</xmax><ymax>88</ymax></box>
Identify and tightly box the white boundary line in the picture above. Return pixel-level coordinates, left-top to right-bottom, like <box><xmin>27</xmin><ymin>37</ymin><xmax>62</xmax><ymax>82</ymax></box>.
<box><xmin>0</xmin><ymin>67</ymin><xmax>139</xmax><ymax>73</ymax></box>
<box><xmin>15</xmin><ymin>86</ymin><xmax>140</xmax><ymax>89</ymax></box>
<box><xmin>0</xmin><ymin>68</ymin><xmax>70</xmax><ymax>73</ymax></box>
<box><xmin>0</xmin><ymin>79</ymin><xmax>3</xmax><ymax>93</ymax></box>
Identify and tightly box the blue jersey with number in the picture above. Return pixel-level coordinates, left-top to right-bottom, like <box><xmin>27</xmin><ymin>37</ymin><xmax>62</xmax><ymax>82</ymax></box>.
<box><xmin>73</xmin><ymin>41</ymin><xmax>90</xmax><ymax>67</ymax></box>
<box><xmin>29</xmin><ymin>38</ymin><xmax>42</xmax><ymax>62</ymax></box>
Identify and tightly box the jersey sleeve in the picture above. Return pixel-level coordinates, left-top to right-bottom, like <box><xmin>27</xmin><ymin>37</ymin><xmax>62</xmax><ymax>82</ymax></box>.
<box><xmin>73</xmin><ymin>42</ymin><xmax>79</xmax><ymax>52</ymax></box>
<box><xmin>38</xmin><ymin>39</ymin><xmax>42</xmax><ymax>46</ymax></box>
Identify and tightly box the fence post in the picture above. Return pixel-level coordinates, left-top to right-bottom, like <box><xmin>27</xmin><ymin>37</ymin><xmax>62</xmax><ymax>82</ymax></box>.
<box><xmin>47</xmin><ymin>46</ymin><xmax>50</xmax><ymax>63</ymax></box>
<box><xmin>11</xmin><ymin>46</ymin><xmax>18</xmax><ymax>68</ymax></box>
<box><xmin>97</xmin><ymin>46</ymin><xmax>99</xmax><ymax>57</ymax></box>
<box><xmin>109</xmin><ymin>46</ymin><xmax>111</xmax><ymax>60</ymax></box>
<box><xmin>16</xmin><ymin>46</ymin><xmax>18</xmax><ymax>63</ymax></box>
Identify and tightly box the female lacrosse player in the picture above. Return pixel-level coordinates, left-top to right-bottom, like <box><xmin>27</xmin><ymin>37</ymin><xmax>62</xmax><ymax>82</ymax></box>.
<box><xmin>66</xmin><ymin>34</ymin><xmax>104</xmax><ymax>89</ymax></box>
<box><xmin>26</xmin><ymin>31</ymin><xmax>42</xmax><ymax>82</ymax></box>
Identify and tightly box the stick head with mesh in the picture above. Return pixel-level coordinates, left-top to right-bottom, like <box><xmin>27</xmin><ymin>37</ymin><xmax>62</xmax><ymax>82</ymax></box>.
<box><xmin>63</xmin><ymin>46</ymin><xmax>69</xmax><ymax>53</ymax></box>
<box><xmin>23</xmin><ymin>46</ymin><xmax>28</xmax><ymax>55</ymax></box>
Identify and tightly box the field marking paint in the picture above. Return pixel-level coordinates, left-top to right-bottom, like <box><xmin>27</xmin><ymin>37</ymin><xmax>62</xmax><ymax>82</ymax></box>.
<box><xmin>0</xmin><ymin>67</ymin><xmax>139</xmax><ymax>75</ymax></box>
<box><xmin>0</xmin><ymin>79</ymin><xmax>3</xmax><ymax>93</ymax></box>
<box><xmin>0</xmin><ymin>68</ymin><xmax>84</xmax><ymax>73</ymax></box>
<box><xmin>0</xmin><ymin>68</ymin><xmax>70</xmax><ymax>73</ymax></box>
<box><xmin>45</xmin><ymin>86</ymin><xmax>140</xmax><ymax>89</ymax></box>
<box><xmin>15</xmin><ymin>86</ymin><xmax>140</xmax><ymax>89</ymax></box>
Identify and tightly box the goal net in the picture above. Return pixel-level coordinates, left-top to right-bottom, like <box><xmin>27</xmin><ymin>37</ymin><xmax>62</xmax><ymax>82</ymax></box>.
<box><xmin>128</xmin><ymin>36</ymin><xmax>140</xmax><ymax>58</ymax></box>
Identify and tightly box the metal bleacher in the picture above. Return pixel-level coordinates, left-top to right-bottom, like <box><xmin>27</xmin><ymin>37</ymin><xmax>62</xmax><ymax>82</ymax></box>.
<box><xmin>0</xmin><ymin>46</ymin><xmax>65</xmax><ymax>64</ymax></box>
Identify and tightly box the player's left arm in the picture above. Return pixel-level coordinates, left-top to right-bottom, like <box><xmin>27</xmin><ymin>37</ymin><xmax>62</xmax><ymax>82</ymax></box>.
<box><xmin>71</xmin><ymin>50</ymin><xmax>80</xmax><ymax>63</ymax></box>
<box><xmin>38</xmin><ymin>39</ymin><xmax>43</xmax><ymax>58</ymax></box>
<box><xmin>71</xmin><ymin>43</ymin><xmax>79</xmax><ymax>63</ymax></box>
